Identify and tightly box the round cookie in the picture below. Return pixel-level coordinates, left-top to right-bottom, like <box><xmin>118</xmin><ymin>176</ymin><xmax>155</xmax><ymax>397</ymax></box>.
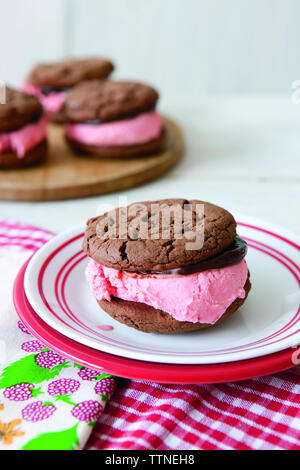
<box><xmin>48</xmin><ymin>109</ymin><xmax>65</xmax><ymax>124</ymax></box>
<box><xmin>98</xmin><ymin>274</ymin><xmax>251</xmax><ymax>334</ymax></box>
<box><xmin>0</xmin><ymin>87</ymin><xmax>43</xmax><ymax>132</ymax></box>
<box><xmin>23</xmin><ymin>58</ymin><xmax>114</xmax><ymax>124</ymax></box>
<box><xmin>63</xmin><ymin>80</ymin><xmax>159</xmax><ymax>123</ymax></box>
<box><xmin>82</xmin><ymin>199</ymin><xmax>237</xmax><ymax>272</ymax></box>
<box><xmin>26</xmin><ymin>58</ymin><xmax>114</xmax><ymax>88</ymax></box>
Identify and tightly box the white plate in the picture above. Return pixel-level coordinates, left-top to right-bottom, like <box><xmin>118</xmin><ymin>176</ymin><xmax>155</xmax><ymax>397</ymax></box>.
<box><xmin>24</xmin><ymin>215</ymin><xmax>300</xmax><ymax>364</ymax></box>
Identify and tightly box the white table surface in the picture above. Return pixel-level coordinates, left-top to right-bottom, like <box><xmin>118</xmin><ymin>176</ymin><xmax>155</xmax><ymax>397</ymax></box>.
<box><xmin>0</xmin><ymin>95</ymin><xmax>299</xmax><ymax>235</ymax></box>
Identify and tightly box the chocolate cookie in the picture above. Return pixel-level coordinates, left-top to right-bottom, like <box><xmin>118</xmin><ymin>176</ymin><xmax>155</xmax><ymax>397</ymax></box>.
<box><xmin>0</xmin><ymin>87</ymin><xmax>47</xmax><ymax>168</ymax></box>
<box><xmin>63</xmin><ymin>80</ymin><xmax>159</xmax><ymax>123</ymax></box>
<box><xmin>49</xmin><ymin>109</ymin><xmax>66</xmax><ymax>124</ymax></box>
<box><xmin>83</xmin><ymin>199</ymin><xmax>236</xmax><ymax>272</ymax></box>
<box><xmin>0</xmin><ymin>87</ymin><xmax>43</xmax><ymax>132</ymax></box>
<box><xmin>0</xmin><ymin>140</ymin><xmax>47</xmax><ymax>169</ymax></box>
<box><xmin>98</xmin><ymin>274</ymin><xmax>251</xmax><ymax>334</ymax></box>
<box><xmin>27</xmin><ymin>58</ymin><xmax>114</xmax><ymax>88</ymax></box>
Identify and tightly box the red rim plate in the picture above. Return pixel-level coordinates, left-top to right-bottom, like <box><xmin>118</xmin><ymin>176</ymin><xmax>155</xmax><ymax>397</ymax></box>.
<box><xmin>14</xmin><ymin>259</ymin><xmax>295</xmax><ymax>384</ymax></box>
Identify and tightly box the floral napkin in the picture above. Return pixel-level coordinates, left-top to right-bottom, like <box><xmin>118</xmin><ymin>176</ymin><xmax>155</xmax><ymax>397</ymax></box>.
<box><xmin>0</xmin><ymin>220</ymin><xmax>117</xmax><ymax>450</ymax></box>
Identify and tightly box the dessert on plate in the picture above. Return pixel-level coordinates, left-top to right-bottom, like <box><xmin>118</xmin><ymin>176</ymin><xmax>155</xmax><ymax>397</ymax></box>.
<box><xmin>83</xmin><ymin>199</ymin><xmax>251</xmax><ymax>333</ymax></box>
<box><xmin>0</xmin><ymin>87</ymin><xmax>47</xmax><ymax>168</ymax></box>
<box><xmin>21</xmin><ymin>57</ymin><xmax>114</xmax><ymax>123</ymax></box>
<box><xmin>63</xmin><ymin>80</ymin><xmax>165</xmax><ymax>158</ymax></box>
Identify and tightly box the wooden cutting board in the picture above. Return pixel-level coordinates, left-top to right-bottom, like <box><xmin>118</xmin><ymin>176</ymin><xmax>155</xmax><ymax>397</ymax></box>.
<box><xmin>0</xmin><ymin>116</ymin><xmax>184</xmax><ymax>201</ymax></box>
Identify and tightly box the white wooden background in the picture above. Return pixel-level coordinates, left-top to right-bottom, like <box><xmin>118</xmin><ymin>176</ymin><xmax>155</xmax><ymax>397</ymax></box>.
<box><xmin>0</xmin><ymin>0</ymin><xmax>300</xmax><ymax>100</ymax></box>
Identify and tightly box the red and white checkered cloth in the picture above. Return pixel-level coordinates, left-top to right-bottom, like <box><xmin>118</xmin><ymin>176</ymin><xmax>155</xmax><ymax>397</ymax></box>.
<box><xmin>1</xmin><ymin>217</ymin><xmax>300</xmax><ymax>451</ymax></box>
<box><xmin>88</xmin><ymin>375</ymin><xmax>300</xmax><ymax>450</ymax></box>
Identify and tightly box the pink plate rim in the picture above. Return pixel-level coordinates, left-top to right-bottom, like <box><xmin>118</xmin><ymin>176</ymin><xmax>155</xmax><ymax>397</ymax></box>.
<box><xmin>14</xmin><ymin>259</ymin><xmax>296</xmax><ymax>384</ymax></box>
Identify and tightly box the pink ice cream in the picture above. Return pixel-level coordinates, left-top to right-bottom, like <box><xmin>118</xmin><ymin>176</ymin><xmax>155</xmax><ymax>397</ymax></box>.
<box><xmin>21</xmin><ymin>81</ymin><xmax>67</xmax><ymax>115</ymax></box>
<box><xmin>66</xmin><ymin>111</ymin><xmax>163</xmax><ymax>147</ymax></box>
<box><xmin>0</xmin><ymin>115</ymin><xmax>47</xmax><ymax>158</ymax></box>
<box><xmin>85</xmin><ymin>259</ymin><xmax>248</xmax><ymax>325</ymax></box>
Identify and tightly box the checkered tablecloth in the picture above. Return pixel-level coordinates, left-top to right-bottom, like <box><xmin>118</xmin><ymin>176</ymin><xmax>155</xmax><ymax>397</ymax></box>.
<box><xmin>1</xmin><ymin>218</ymin><xmax>300</xmax><ymax>450</ymax></box>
